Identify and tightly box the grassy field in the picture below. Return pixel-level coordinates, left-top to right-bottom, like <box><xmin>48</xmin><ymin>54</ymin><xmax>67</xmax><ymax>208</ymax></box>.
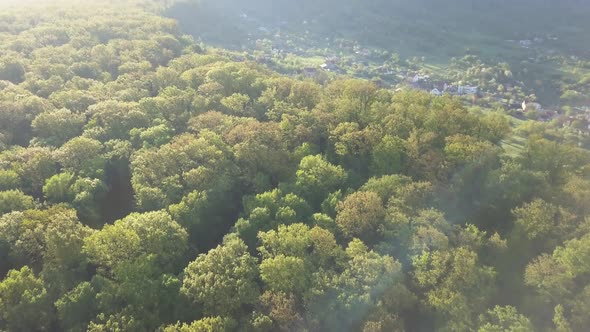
<box><xmin>294</xmin><ymin>56</ymin><xmax>326</xmax><ymax>67</ymax></box>
<box><xmin>500</xmin><ymin>115</ymin><xmax>528</xmax><ymax>158</ymax></box>
<box><xmin>501</xmin><ymin>135</ymin><xmax>526</xmax><ymax>158</ymax></box>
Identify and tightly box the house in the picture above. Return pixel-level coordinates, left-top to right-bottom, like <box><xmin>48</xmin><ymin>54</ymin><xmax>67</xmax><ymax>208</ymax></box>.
<box><xmin>433</xmin><ymin>81</ymin><xmax>446</xmax><ymax>91</ymax></box>
<box><xmin>430</xmin><ymin>88</ymin><xmax>442</xmax><ymax>96</ymax></box>
<box><xmin>356</xmin><ymin>48</ymin><xmax>371</xmax><ymax>57</ymax></box>
<box><xmin>411</xmin><ymin>74</ymin><xmax>429</xmax><ymax>84</ymax></box>
<box><xmin>444</xmin><ymin>84</ymin><xmax>458</xmax><ymax>94</ymax></box>
<box><xmin>320</xmin><ymin>63</ymin><xmax>338</xmax><ymax>71</ymax></box>
<box><xmin>458</xmin><ymin>86</ymin><xmax>478</xmax><ymax>95</ymax></box>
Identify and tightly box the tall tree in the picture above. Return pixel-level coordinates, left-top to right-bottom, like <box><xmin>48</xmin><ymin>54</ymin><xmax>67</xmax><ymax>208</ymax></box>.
<box><xmin>182</xmin><ymin>235</ymin><xmax>259</xmax><ymax>316</ymax></box>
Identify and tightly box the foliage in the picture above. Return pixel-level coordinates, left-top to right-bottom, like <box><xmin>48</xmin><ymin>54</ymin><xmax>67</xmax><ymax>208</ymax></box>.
<box><xmin>0</xmin><ymin>1</ymin><xmax>587</xmax><ymax>331</ymax></box>
<box><xmin>0</xmin><ymin>266</ymin><xmax>53</xmax><ymax>331</ymax></box>
<box><xmin>181</xmin><ymin>235</ymin><xmax>259</xmax><ymax>316</ymax></box>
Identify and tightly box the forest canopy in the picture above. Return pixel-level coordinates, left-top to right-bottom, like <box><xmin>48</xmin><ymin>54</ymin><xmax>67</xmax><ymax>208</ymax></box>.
<box><xmin>0</xmin><ymin>1</ymin><xmax>589</xmax><ymax>332</ymax></box>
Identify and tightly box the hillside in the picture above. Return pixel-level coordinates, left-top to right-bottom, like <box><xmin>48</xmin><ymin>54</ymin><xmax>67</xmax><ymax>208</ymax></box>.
<box><xmin>168</xmin><ymin>0</ymin><xmax>590</xmax><ymax>107</ymax></box>
<box><xmin>169</xmin><ymin>0</ymin><xmax>590</xmax><ymax>55</ymax></box>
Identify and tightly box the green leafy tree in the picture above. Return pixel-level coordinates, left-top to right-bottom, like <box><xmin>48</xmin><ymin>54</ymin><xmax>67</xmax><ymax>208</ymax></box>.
<box><xmin>55</xmin><ymin>137</ymin><xmax>105</xmax><ymax>178</ymax></box>
<box><xmin>257</xmin><ymin>223</ymin><xmax>344</xmax><ymax>268</ymax></box>
<box><xmin>93</xmin><ymin>258</ymin><xmax>187</xmax><ymax>331</ymax></box>
<box><xmin>1</xmin><ymin>146</ymin><xmax>58</xmax><ymax>195</ymax></box>
<box><xmin>182</xmin><ymin>235</ymin><xmax>259</xmax><ymax>316</ymax></box>
<box><xmin>525</xmin><ymin>234</ymin><xmax>590</xmax><ymax>329</ymax></box>
<box><xmin>512</xmin><ymin>199</ymin><xmax>576</xmax><ymax>253</ymax></box>
<box><xmin>69</xmin><ymin>177</ymin><xmax>108</xmax><ymax>226</ymax></box>
<box><xmin>370</xmin><ymin>135</ymin><xmax>406</xmax><ymax>176</ymax></box>
<box><xmin>49</xmin><ymin>89</ymin><xmax>97</xmax><ymax>113</ymax></box>
<box><xmin>0</xmin><ymin>205</ymin><xmax>92</xmax><ymax>295</ymax></box>
<box><xmin>43</xmin><ymin>172</ymin><xmax>75</xmax><ymax>203</ymax></box>
<box><xmin>477</xmin><ymin>306</ymin><xmax>533</xmax><ymax>332</ymax></box>
<box><xmin>235</xmin><ymin>189</ymin><xmax>312</xmax><ymax>246</ymax></box>
<box><xmin>553</xmin><ymin>304</ymin><xmax>573</xmax><ymax>332</ymax></box>
<box><xmin>305</xmin><ymin>239</ymin><xmax>410</xmax><ymax>330</ymax></box>
<box><xmin>0</xmin><ymin>169</ymin><xmax>20</xmax><ymax>191</ymax></box>
<box><xmin>86</xmin><ymin>101</ymin><xmax>149</xmax><ymax>140</ymax></box>
<box><xmin>163</xmin><ymin>316</ymin><xmax>237</xmax><ymax>332</ymax></box>
<box><xmin>131</xmin><ymin>132</ymin><xmax>235</xmax><ymax>210</ymax></box>
<box><xmin>336</xmin><ymin>191</ymin><xmax>386</xmax><ymax>243</ymax></box>
<box><xmin>31</xmin><ymin>108</ymin><xmax>86</xmax><ymax>146</ymax></box>
<box><xmin>360</xmin><ymin>174</ymin><xmax>414</xmax><ymax>205</ymax></box>
<box><xmin>83</xmin><ymin>211</ymin><xmax>188</xmax><ymax>272</ymax></box>
<box><xmin>55</xmin><ymin>282</ymin><xmax>98</xmax><ymax>332</ymax></box>
<box><xmin>225</xmin><ymin>120</ymin><xmax>292</xmax><ymax>191</ymax></box>
<box><xmin>86</xmin><ymin>310</ymin><xmax>143</xmax><ymax>332</ymax></box>
<box><xmin>0</xmin><ymin>57</ymin><xmax>26</xmax><ymax>83</ymax></box>
<box><xmin>220</xmin><ymin>93</ymin><xmax>252</xmax><ymax>116</ymax></box>
<box><xmin>519</xmin><ymin>137</ymin><xmax>588</xmax><ymax>186</ymax></box>
<box><xmin>260</xmin><ymin>255</ymin><xmax>309</xmax><ymax>294</ymax></box>
<box><xmin>259</xmin><ymin>291</ymin><xmax>304</xmax><ymax>331</ymax></box>
<box><xmin>477</xmin><ymin>113</ymin><xmax>511</xmax><ymax>144</ymax></box>
<box><xmin>413</xmin><ymin>248</ymin><xmax>496</xmax><ymax>331</ymax></box>
<box><xmin>294</xmin><ymin>155</ymin><xmax>347</xmax><ymax>208</ymax></box>
<box><xmin>130</xmin><ymin>124</ymin><xmax>174</xmax><ymax>148</ymax></box>
<box><xmin>0</xmin><ymin>190</ymin><xmax>34</xmax><ymax>215</ymax></box>
<box><xmin>41</xmin><ymin>211</ymin><xmax>94</xmax><ymax>298</ymax></box>
<box><xmin>0</xmin><ymin>266</ymin><xmax>54</xmax><ymax>331</ymax></box>
<box><xmin>329</xmin><ymin>122</ymin><xmax>380</xmax><ymax>174</ymax></box>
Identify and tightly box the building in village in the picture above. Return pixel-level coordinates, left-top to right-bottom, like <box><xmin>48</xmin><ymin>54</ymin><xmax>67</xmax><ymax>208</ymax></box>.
<box><xmin>458</xmin><ymin>85</ymin><xmax>478</xmax><ymax>95</ymax></box>
<box><xmin>320</xmin><ymin>63</ymin><xmax>338</xmax><ymax>71</ymax></box>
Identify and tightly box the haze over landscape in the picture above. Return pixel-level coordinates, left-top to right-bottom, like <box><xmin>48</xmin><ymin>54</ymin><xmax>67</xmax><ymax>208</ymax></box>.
<box><xmin>0</xmin><ymin>1</ymin><xmax>589</xmax><ymax>331</ymax></box>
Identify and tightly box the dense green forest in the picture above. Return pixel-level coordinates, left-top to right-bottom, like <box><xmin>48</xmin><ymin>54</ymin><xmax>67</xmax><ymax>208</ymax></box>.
<box><xmin>0</xmin><ymin>1</ymin><xmax>589</xmax><ymax>331</ymax></box>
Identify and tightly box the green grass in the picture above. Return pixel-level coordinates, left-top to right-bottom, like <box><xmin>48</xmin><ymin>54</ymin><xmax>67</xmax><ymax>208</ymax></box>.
<box><xmin>296</xmin><ymin>56</ymin><xmax>326</xmax><ymax>67</ymax></box>
<box><xmin>500</xmin><ymin>115</ymin><xmax>527</xmax><ymax>157</ymax></box>
<box><xmin>501</xmin><ymin>135</ymin><xmax>526</xmax><ymax>158</ymax></box>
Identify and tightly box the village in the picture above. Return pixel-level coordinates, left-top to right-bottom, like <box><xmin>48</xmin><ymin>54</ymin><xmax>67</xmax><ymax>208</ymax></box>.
<box><xmin>255</xmin><ymin>45</ymin><xmax>558</xmax><ymax>120</ymax></box>
<box><xmin>228</xmin><ymin>12</ymin><xmax>590</xmax><ymax>138</ymax></box>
